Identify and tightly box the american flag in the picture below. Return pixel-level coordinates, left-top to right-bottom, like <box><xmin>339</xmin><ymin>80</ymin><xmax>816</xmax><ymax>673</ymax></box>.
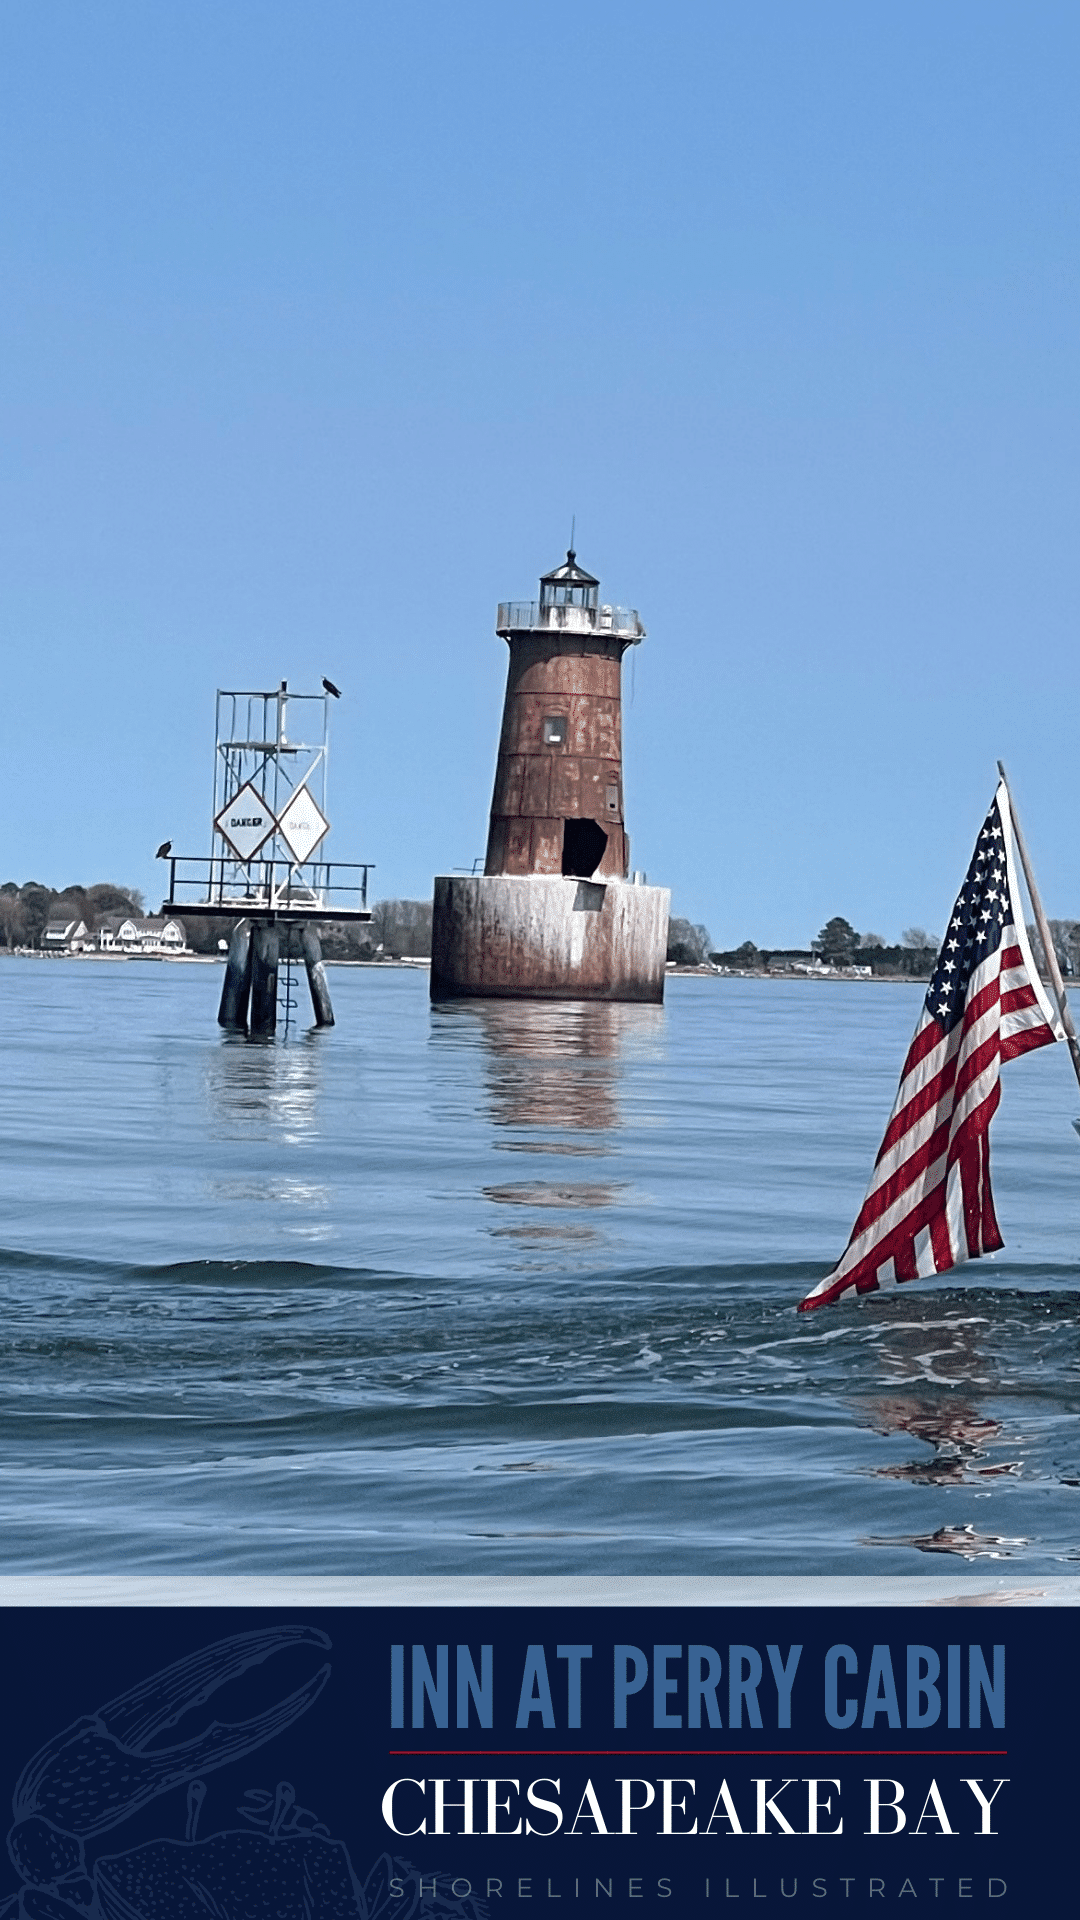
<box><xmin>798</xmin><ymin>782</ymin><xmax>1062</xmax><ymax>1312</ymax></box>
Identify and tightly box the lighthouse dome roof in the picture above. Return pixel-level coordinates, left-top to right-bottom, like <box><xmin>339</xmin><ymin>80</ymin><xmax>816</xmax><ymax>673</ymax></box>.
<box><xmin>539</xmin><ymin>549</ymin><xmax>600</xmax><ymax>589</ymax></box>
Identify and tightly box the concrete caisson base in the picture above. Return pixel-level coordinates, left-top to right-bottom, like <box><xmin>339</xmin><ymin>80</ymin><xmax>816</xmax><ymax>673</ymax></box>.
<box><xmin>430</xmin><ymin>874</ymin><xmax>670</xmax><ymax>1002</ymax></box>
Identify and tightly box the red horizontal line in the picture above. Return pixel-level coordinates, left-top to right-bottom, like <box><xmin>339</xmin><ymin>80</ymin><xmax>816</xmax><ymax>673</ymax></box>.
<box><xmin>388</xmin><ymin>1750</ymin><xmax>1007</xmax><ymax>1758</ymax></box>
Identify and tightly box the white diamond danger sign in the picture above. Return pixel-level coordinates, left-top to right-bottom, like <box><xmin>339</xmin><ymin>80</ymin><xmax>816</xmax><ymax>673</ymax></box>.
<box><xmin>215</xmin><ymin>782</ymin><xmax>274</xmax><ymax>860</ymax></box>
<box><xmin>277</xmin><ymin>785</ymin><xmax>329</xmax><ymax>863</ymax></box>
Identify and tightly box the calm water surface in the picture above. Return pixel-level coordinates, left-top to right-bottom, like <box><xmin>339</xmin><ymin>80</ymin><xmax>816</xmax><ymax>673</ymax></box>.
<box><xmin>0</xmin><ymin>960</ymin><xmax>1077</xmax><ymax>1574</ymax></box>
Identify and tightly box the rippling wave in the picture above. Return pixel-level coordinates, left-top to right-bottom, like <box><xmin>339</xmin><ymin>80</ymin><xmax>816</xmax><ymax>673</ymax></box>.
<box><xmin>0</xmin><ymin>964</ymin><xmax>1077</xmax><ymax>1571</ymax></box>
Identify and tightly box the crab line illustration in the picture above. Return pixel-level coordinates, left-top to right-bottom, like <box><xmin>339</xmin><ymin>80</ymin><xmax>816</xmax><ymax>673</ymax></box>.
<box><xmin>2</xmin><ymin>1627</ymin><xmax>483</xmax><ymax>1920</ymax></box>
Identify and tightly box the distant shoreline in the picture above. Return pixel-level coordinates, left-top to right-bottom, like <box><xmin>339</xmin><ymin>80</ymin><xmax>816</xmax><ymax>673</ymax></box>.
<box><xmin>0</xmin><ymin>950</ymin><xmax>430</xmax><ymax>969</ymax></box>
<box><xmin>669</xmin><ymin>965</ymin><xmax>935</xmax><ymax>983</ymax></box>
<box><xmin>0</xmin><ymin>951</ymin><xmax>934</xmax><ymax>980</ymax></box>
<box><xmin>5</xmin><ymin>952</ymin><xmax>1073</xmax><ymax>991</ymax></box>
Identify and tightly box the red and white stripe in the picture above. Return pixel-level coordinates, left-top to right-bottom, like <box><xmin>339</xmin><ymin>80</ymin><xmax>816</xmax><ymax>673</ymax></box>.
<box><xmin>798</xmin><ymin>790</ymin><xmax>1060</xmax><ymax>1312</ymax></box>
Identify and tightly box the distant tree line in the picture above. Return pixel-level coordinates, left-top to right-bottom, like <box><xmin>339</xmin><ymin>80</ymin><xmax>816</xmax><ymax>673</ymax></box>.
<box><xmin>1028</xmin><ymin>919</ymin><xmax>1080</xmax><ymax>979</ymax></box>
<box><xmin>0</xmin><ymin>880</ymin><xmax>145</xmax><ymax>950</ymax></box>
<box><xmin>710</xmin><ymin>917</ymin><xmax>943</xmax><ymax>976</ymax></box>
<box><xmin>307</xmin><ymin>898</ymin><xmax>432</xmax><ymax>961</ymax></box>
<box><xmin>182</xmin><ymin>898</ymin><xmax>436</xmax><ymax>961</ymax></box>
<box><xmin>711</xmin><ymin>914</ymin><xmax>1080</xmax><ymax>981</ymax></box>
<box><xmin>811</xmin><ymin>916</ymin><xmax>941</xmax><ymax>971</ymax></box>
<box><xmin>666</xmin><ymin>918</ymin><xmax>713</xmax><ymax>966</ymax></box>
<box><xmin>366</xmin><ymin>898</ymin><xmax>433</xmax><ymax>959</ymax></box>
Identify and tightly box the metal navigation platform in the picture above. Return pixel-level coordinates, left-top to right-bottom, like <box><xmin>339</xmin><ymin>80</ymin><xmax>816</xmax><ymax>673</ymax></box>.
<box><xmin>161</xmin><ymin>680</ymin><xmax>374</xmax><ymax>1036</ymax></box>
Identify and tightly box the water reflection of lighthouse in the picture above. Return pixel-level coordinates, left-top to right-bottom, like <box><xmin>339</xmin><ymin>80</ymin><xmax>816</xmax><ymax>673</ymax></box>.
<box><xmin>476</xmin><ymin>1000</ymin><xmax>662</xmax><ymax>1134</ymax></box>
<box><xmin>431</xmin><ymin>550</ymin><xmax>670</xmax><ymax>1001</ymax></box>
<box><xmin>436</xmin><ymin>999</ymin><xmax>665</xmax><ymax>1255</ymax></box>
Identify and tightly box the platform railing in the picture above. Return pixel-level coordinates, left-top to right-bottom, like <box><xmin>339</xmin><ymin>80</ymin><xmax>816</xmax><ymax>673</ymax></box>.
<box><xmin>162</xmin><ymin>855</ymin><xmax>374</xmax><ymax>921</ymax></box>
<box><xmin>496</xmin><ymin>601</ymin><xmax>645</xmax><ymax>640</ymax></box>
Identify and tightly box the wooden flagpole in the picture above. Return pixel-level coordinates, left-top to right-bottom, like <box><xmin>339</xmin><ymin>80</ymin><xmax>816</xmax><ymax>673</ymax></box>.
<box><xmin>997</xmin><ymin>760</ymin><xmax>1080</xmax><ymax>1101</ymax></box>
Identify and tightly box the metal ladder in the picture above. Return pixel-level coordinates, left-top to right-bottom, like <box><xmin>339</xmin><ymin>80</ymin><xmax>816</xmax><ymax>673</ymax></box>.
<box><xmin>278</xmin><ymin>941</ymin><xmax>299</xmax><ymax>1038</ymax></box>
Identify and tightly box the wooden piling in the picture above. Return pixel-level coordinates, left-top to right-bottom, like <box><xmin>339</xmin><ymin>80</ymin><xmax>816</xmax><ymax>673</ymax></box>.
<box><xmin>300</xmin><ymin>925</ymin><xmax>335</xmax><ymax>1027</ymax></box>
<box><xmin>217</xmin><ymin>918</ymin><xmax>253</xmax><ymax>1031</ymax></box>
<box><xmin>249</xmin><ymin>922</ymin><xmax>280</xmax><ymax>1036</ymax></box>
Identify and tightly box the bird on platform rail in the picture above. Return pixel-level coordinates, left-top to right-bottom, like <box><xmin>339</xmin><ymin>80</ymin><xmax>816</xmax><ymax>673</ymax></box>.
<box><xmin>155</xmin><ymin>841</ymin><xmax>172</xmax><ymax>859</ymax></box>
<box><xmin>322</xmin><ymin>676</ymin><xmax>342</xmax><ymax>698</ymax></box>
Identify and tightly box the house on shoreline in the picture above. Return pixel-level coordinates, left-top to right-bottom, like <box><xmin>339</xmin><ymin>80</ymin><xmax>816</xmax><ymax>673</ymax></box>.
<box><xmin>42</xmin><ymin>918</ymin><xmax>90</xmax><ymax>952</ymax></box>
<box><xmin>39</xmin><ymin>915</ymin><xmax>188</xmax><ymax>955</ymax></box>
<box><xmin>97</xmin><ymin>915</ymin><xmax>188</xmax><ymax>954</ymax></box>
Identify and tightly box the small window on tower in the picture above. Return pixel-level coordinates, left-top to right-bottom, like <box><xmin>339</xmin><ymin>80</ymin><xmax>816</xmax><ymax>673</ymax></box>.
<box><xmin>543</xmin><ymin>715</ymin><xmax>567</xmax><ymax>746</ymax></box>
<box><xmin>606</xmin><ymin>784</ymin><xmax>619</xmax><ymax>811</ymax></box>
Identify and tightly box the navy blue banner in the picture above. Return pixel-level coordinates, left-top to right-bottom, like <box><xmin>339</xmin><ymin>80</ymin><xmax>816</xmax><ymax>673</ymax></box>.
<box><xmin>0</xmin><ymin>1608</ymin><xmax>1067</xmax><ymax>1918</ymax></box>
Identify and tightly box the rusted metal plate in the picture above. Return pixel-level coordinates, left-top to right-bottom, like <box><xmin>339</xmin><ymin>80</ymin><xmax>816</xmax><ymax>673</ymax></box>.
<box><xmin>520</xmin><ymin>754</ymin><xmax>553</xmax><ymax>817</ymax></box>
<box><xmin>530</xmin><ymin>821</ymin><xmax>563</xmax><ymax>873</ymax></box>
<box><xmin>548</xmin><ymin>753</ymin><xmax>581</xmax><ymax>817</ymax></box>
<box><xmin>491</xmin><ymin>753</ymin><xmax>525</xmax><ymax>817</ymax></box>
<box><xmin>567</xmin><ymin>697</ymin><xmax>619</xmax><ymax>759</ymax></box>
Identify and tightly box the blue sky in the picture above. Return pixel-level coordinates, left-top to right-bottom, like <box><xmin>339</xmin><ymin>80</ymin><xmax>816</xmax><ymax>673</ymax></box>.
<box><xmin>1</xmin><ymin>2</ymin><xmax>1077</xmax><ymax>947</ymax></box>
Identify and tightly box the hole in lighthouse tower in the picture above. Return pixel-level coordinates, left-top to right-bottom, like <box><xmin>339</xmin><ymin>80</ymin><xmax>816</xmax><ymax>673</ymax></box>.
<box><xmin>561</xmin><ymin>817</ymin><xmax>608</xmax><ymax>879</ymax></box>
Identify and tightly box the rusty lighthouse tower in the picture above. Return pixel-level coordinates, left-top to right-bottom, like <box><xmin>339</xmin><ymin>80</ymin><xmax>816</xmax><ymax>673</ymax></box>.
<box><xmin>430</xmin><ymin>549</ymin><xmax>670</xmax><ymax>1000</ymax></box>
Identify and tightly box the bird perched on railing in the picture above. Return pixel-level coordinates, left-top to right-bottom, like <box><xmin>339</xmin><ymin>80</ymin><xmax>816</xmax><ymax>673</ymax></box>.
<box><xmin>155</xmin><ymin>841</ymin><xmax>172</xmax><ymax>859</ymax></box>
<box><xmin>322</xmin><ymin>677</ymin><xmax>342</xmax><ymax>698</ymax></box>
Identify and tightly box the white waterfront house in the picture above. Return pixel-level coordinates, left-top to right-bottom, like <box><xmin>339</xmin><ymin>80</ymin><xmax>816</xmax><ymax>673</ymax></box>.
<box><xmin>42</xmin><ymin>919</ymin><xmax>90</xmax><ymax>952</ymax></box>
<box><xmin>96</xmin><ymin>915</ymin><xmax>188</xmax><ymax>954</ymax></box>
